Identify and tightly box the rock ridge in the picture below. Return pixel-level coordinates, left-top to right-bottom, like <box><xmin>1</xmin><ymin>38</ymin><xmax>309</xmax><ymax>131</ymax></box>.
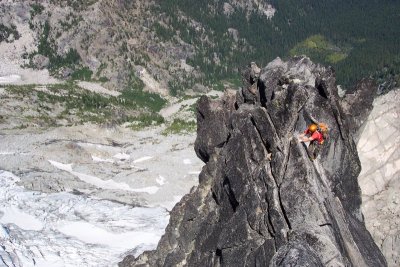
<box><xmin>120</xmin><ymin>57</ymin><xmax>386</xmax><ymax>266</ymax></box>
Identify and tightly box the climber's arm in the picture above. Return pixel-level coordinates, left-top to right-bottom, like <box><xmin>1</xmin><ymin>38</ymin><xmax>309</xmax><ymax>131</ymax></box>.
<box><xmin>298</xmin><ymin>133</ymin><xmax>314</xmax><ymax>142</ymax></box>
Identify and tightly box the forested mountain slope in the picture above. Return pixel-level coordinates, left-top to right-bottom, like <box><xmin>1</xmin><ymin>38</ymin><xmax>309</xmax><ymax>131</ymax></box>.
<box><xmin>157</xmin><ymin>0</ymin><xmax>400</xmax><ymax>92</ymax></box>
<box><xmin>1</xmin><ymin>0</ymin><xmax>399</xmax><ymax>95</ymax></box>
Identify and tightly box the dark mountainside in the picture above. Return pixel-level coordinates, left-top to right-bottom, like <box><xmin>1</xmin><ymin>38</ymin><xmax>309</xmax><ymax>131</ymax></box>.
<box><xmin>157</xmin><ymin>0</ymin><xmax>400</xmax><ymax>91</ymax></box>
<box><xmin>120</xmin><ymin>56</ymin><xmax>387</xmax><ymax>266</ymax></box>
<box><xmin>2</xmin><ymin>0</ymin><xmax>399</xmax><ymax>95</ymax></box>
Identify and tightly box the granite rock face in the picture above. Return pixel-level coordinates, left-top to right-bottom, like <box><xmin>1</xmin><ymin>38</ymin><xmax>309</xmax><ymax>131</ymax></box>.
<box><xmin>357</xmin><ymin>88</ymin><xmax>400</xmax><ymax>267</ymax></box>
<box><xmin>341</xmin><ymin>78</ymin><xmax>377</xmax><ymax>142</ymax></box>
<box><xmin>120</xmin><ymin>57</ymin><xmax>387</xmax><ymax>266</ymax></box>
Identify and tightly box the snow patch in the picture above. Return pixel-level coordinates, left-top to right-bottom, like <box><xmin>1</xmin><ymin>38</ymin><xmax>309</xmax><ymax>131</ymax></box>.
<box><xmin>91</xmin><ymin>155</ymin><xmax>114</xmax><ymax>163</ymax></box>
<box><xmin>0</xmin><ymin>207</ymin><xmax>43</xmax><ymax>231</ymax></box>
<box><xmin>183</xmin><ymin>159</ymin><xmax>192</xmax><ymax>165</ymax></box>
<box><xmin>0</xmin><ymin>170</ymin><xmax>20</xmax><ymax>182</ymax></box>
<box><xmin>133</xmin><ymin>156</ymin><xmax>153</xmax><ymax>163</ymax></box>
<box><xmin>58</xmin><ymin>221</ymin><xmax>160</xmax><ymax>249</ymax></box>
<box><xmin>156</xmin><ymin>175</ymin><xmax>166</xmax><ymax>186</ymax></box>
<box><xmin>48</xmin><ymin>160</ymin><xmax>159</xmax><ymax>194</ymax></box>
<box><xmin>113</xmin><ymin>153</ymin><xmax>130</xmax><ymax>160</ymax></box>
<box><xmin>0</xmin><ymin>151</ymin><xmax>16</xmax><ymax>155</ymax></box>
<box><xmin>0</xmin><ymin>74</ymin><xmax>21</xmax><ymax>84</ymax></box>
<box><xmin>0</xmin><ymin>170</ymin><xmax>169</xmax><ymax>266</ymax></box>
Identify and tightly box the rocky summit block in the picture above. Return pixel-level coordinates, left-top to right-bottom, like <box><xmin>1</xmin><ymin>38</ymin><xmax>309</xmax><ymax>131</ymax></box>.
<box><xmin>120</xmin><ymin>57</ymin><xmax>387</xmax><ymax>267</ymax></box>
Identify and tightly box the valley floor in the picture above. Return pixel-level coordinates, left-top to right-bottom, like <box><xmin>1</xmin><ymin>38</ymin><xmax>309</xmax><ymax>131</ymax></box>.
<box><xmin>0</xmin><ymin>125</ymin><xmax>203</xmax><ymax>266</ymax></box>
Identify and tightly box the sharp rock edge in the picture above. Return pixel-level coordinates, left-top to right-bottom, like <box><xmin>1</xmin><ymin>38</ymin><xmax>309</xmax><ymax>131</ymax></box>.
<box><xmin>120</xmin><ymin>56</ymin><xmax>387</xmax><ymax>267</ymax></box>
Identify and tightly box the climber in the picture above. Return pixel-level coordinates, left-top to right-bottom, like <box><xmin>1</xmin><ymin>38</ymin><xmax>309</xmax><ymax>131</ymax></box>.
<box><xmin>298</xmin><ymin>123</ymin><xmax>328</xmax><ymax>160</ymax></box>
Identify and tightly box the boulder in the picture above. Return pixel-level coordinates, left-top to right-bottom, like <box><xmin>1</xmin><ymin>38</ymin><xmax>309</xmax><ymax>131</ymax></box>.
<box><xmin>32</xmin><ymin>54</ymin><xmax>50</xmax><ymax>69</ymax></box>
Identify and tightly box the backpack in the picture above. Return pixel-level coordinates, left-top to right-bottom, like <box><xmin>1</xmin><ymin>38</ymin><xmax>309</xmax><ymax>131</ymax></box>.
<box><xmin>317</xmin><ymin>123</ymin><xmax>329</xmax><ymax>143</ymax></box>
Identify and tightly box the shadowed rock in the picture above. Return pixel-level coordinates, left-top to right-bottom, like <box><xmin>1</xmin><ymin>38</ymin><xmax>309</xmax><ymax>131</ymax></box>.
<box><xmin>340</xmin><ymin>78</ymin><xmax>378</xmax><ymax>142</ymax></box>
<box><xmin>120</xmin><ymin>57</ymin><xmax>387</xmax><ymax>267</ymax></box>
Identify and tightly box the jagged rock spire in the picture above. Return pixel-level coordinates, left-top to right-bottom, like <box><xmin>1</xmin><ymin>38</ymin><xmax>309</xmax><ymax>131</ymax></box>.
<box><xmin>120</xmin><ymin>57</ymin><xmax>386</xmax><ymax>267</ymax></box>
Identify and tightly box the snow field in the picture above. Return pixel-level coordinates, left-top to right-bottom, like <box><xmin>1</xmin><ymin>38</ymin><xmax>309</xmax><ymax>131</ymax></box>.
<box><xmin>0</xmin><ymin>170</ymin><xmax>169</xmax><ymax>267</ymax></box>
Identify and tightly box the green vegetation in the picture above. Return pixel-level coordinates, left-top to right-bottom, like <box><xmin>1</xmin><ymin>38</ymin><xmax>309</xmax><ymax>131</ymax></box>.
<box><xmin>71</xmin><ymin>67</ymin><xmax>93</xmax><ymax>81</ymax></box>
<box><xmin>122</xmin><ymin>74</ymin><xmax>167</xmax><ymax>112</ymax></box>
<box><xmin>97</xmin><ymin>77</ymin><xmax>109</xmax><ymax>83</ymax></box>
<box><xmin>49</xmin><ymin>0</ymin><xmax>98</xmax><ymax>11</ymax></box>
<box><xmin>188</xmin><ymin>102</ymin><xmax>197</xmax><ymax>114</ymax></box>
<box><xmin>0</xmin><ymin>24</ymin><xmax>20</xmax><ymax>42</ymax></box>
<box><xmin>163</xmin><ymin>119</ymin><xmax>196</xmax><ymax>135</ymax></box>
<box><xmin>212</xmin><ymin>81</ymin><xmax>225</xmax><ymax>91</ymax></box>
<box><xmin>30</xmin><ymin>3</ymin><xmax>45</xmax><ymax>17</ymax></box>
<box><xmin>167</xmin><ymin>73</ymin><xmax>198</xmax><ymax>96</ymax></box>
<box><xmin>289</xmin><ymin>35</ymin><xmax>348</xmax><ymax>64</ymax></box>
<box><xmin>156</xmin><ymin>0</ymin><xmax>400</xmax><ymax>89</ymax></box>
<box><xmin>168</xmin><ymin>80</ymin><xmax>184</xmax><ymax>96</ymax></box>
<box><xmin>152</xmin><ymin>22</ymin><xmax>175</xmax><ymax>42</ymax></box>
<box><xmin>326</xmin><ymin>53</ymin><xmax>347</xmax><ymax>64</ymax></box>
<box><xmin>59</xmin><ymin>12</ymin><xmax>83</xmax><ymax>31</ymax></box>
<box><xmin>120</xmin><ymin>88</ymin><xmax>167</xmax><ymax>113</ymax></box>
<box><xmin>95</xmin><ymin>63</ymin><xmax>107</xmax><ymax>77</ymax></box>
<box><xmin>53</xmin><ymin>48</ymin><xmax>81</xmax><ymax>71</ymax></box>
<box><xmin>128</xmin><ymin>113</ymin><xmax>165</xmax><ymax>130</ymax></box>
<box><xmin>4</xmin><ymin>82</ymin><xmax>167</xmax><ymax>129</ymax></box>
<box><xmin>37</xmin><ymin>21</ymin><xmax>53</xmax><ymax>57</ymax></box>
<box><xmin>31</xmin><ymin>20</ymin><xmax>83</xmax><ymax>75</ymax></box>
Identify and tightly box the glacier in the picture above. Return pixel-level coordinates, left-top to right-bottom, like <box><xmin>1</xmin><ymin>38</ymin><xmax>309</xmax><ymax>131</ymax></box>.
<box><xmin>0</xmin><ymin>170</ymin><xmax>169</xmax><ymax>267</ymax></box>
